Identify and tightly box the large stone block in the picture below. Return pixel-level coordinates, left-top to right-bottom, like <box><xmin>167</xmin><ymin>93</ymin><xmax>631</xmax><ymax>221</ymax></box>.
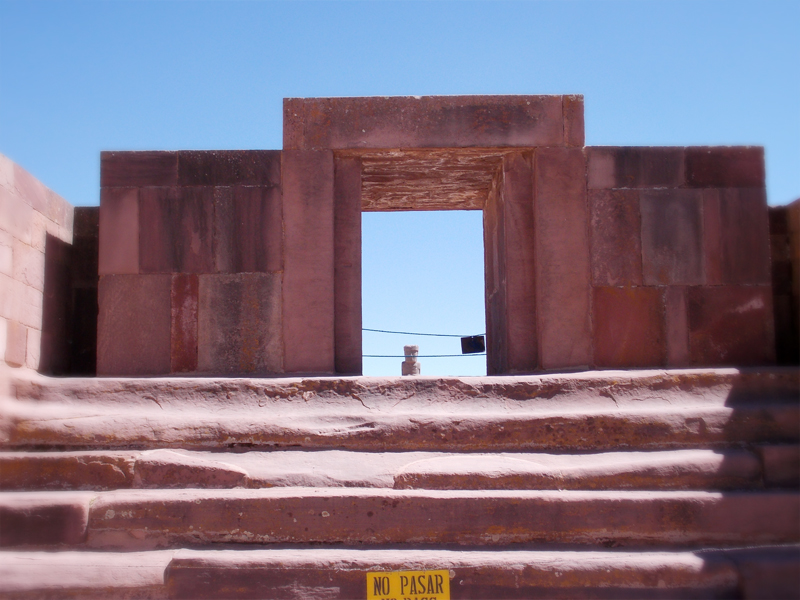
<box><xmin>534</xmin><ymin>147</ymin><xmax>592</xmax><ymax>369</ymax></box>
<box><xmin>139</xmin><ymin>186</ymin><xmax>215</xmax><ymax>273</ymax></box>
<box><xmin>171</xmin><ymin>274</ymin><xmax>198</xmax><ymax>373</ymax></box>
<box><xmin>587</xmin><ymin>147</ymin><xmax>685</xmax><ymax>190</ymax></box>
<box><xmin>688</xmin><ymin>285</ymin><xmax>775</xmax><ymax>366</ymax></box>
<box><xmin>4</xmin><ymin>319</ymin><xmax>27</xmax><ymax>367</ymax></box>
<box><xmin>593</xmin><ymin>287</ymin><xmax>665</xmax><ymax>368</ymax></box>
<box><xmin>0</xmin><ymin>186</ymin><xmax>34</xmax><ymax>246</ymax></box>
<box><xmin>12</xmin><ymin>238</ymin><xmax>44</xmax><ymax>291</ymax></box>
<box><xmin>281</xmin><ymin>150</ymin><xmax>335</xmax><ymax>374</ymax></box>
<box><xmin>640</xmin><ymin>189</ymin><xmax>704</xmax><ymax>285</ymax></box>
<box><xmin>501</xmin><ymin>151</ymin><xmax>538</xmax><ymax>373</ymax></box>
<box><xmin>333</xmin><ymin>156</ymin><xmax>362</xmax><ymax>375</ymax></box>
<box><xmin>97</xmin><ymin>274</ymin><xmax>171</xmax><ymax>375</ymax></box>
<box><xmin>197</xmin><ymin>273</ymin><xmax>282</xmax><ymax>374</ymax></box>
<box><xmin>563</xmin><ymin>95</ymin><xmax>585</xmax><ymax>148</ymax></box>
<box><xmin>589</xmin><ymin>189</ymin><xmax>642</xmax><ymax>286</ymax></box>
<box><xmin>98</xmin><ymin>187</ymin><xmax>139</xmax><ymax>275</ymax></box>
<box><xmin>12</xmin><ymin>161</ymin><xmax>49</xmax><ymax>214</ymax></box>
<box><xmin>177</xmin><ymin>150</ymin><xmax>281</xmax><ymax>187</ymax></box>
<box><xmin>285</xmin><ymin>95</ymin><xmax>566</xmax><ymax>150</ymax></box>
<box><xmin>665</xmin><ymin>286</ymin><xmax>690</xmax><ymax>366</ymax></box>
<box><xmin>685</xmin><ymin>147</ymin><xmax>765</xmax><ymax>188</ymax></box>
<box><xmin>213</xmin><ymin>185</ymin><xmax>282</xmax><ymax>274</ymax></box>
<box><xmin>100</xmin><ymin>151</ymin><xmax>178</xmax><ymax>188</ymax></box>
<box><xmin>703</xmin><ymin>188</ymin><xmax>770</xmax><ymax>285</ymax></box>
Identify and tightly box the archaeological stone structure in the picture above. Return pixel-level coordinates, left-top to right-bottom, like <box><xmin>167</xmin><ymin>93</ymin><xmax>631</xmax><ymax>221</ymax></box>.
<box><xmin>93</xmin><ymin>95</ymin><xmax>782</xmax><ymax>376</ymax></box>
<box><xmin>1</xmin><ymin>96</ymin><xmax>799</xmax><ymax>599</ymax></box>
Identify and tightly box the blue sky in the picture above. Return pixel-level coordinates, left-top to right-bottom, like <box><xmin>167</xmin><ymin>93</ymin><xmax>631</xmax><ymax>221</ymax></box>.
<box><xmin>1</xmin><ymin>0</ymin><xmax>797</xmax><ymax>376</ymax></box>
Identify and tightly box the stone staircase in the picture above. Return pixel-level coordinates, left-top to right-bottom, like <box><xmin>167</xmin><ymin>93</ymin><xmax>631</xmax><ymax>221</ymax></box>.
<box><xmin>0</xmin><ymin>368</ymin><xmax>798</xmax><ymax>599</ymax></box>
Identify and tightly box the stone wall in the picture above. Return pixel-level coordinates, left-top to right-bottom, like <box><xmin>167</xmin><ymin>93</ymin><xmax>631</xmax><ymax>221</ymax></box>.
<box><xmin>587</xmin><ymin>146</ymin><xmax>774</xmax><ymax>368</ymax></box>
<box><xmin>770</xmin><ymin>198</ymin><xmax>800</xmax><ymax>364</ymax></box>
<box><xmin>0</xmin><ymin>154</ymin><xmax>74</xmax><ymax>372</ymax></box>
<box><xmin>94</xmin><ymin>96</ymin><xmax>782</xmax><ymax>376</ymax></box>
<box><xmin>97</xmin><ymin>151</ymin><xmax>283</xmax><ymax>376</ymax></box>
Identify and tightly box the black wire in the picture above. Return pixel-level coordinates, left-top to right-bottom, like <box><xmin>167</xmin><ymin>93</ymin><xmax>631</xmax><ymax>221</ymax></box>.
<box><xmin>363</xmin><ymin>354</ymin><xmax>486</xmax><ymax>358</ymax></box>
<box><xmin>363</xmin><ymin>328</ymin><xmax>486</xmax><ymax>338</ymax></box>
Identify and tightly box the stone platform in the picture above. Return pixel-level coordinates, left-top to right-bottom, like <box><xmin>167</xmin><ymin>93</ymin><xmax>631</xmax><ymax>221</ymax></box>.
<box><xmin>1</xmin><ymin>368</ymin><xmax>798</xmax><ymax>598</ymax></box>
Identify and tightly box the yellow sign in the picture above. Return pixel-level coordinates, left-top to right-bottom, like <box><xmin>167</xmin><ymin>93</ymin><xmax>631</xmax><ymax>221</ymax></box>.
<box><xmin>366</xmin><ymin>569</ymin><xmax>450</xmax><ymax>600</ymax></box>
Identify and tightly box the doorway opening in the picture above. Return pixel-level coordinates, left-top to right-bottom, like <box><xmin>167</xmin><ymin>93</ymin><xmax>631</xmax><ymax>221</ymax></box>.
<box><xmin>361</xmin><ymin>210</ymin><xmax>486</xmax><ymax>377</ymax></box>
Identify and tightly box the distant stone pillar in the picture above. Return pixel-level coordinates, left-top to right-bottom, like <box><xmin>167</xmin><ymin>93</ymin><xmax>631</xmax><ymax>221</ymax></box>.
<box><xmin>401</xmin><ymin>345</ymin><xmax>420</xmax><ymax>376</ymax></box>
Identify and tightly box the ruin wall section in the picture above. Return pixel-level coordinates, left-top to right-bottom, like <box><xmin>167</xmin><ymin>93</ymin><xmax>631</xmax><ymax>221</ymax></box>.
<box><xmin>94</xmin><ymin>96</ymin><xmax>780</xmax><ymax>376</ymax></box>
<box><xmin>0</xmin><ymin>154</ymin><xmax>74</xmax><ymax>372</ymax></box>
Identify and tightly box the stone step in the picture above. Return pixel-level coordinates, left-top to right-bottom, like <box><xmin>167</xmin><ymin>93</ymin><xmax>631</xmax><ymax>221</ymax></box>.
<box><xmin>2</xmin><ymin>447</ymin><xmax>798</xmax><ymax>492</ymax></box>
<box><xmin>4</xmin><ymin>371</ymin><xmax>798</xmax><ymax>452</ymax></box>
<box><xmin>2</xmin><ymin>546</ymin><xmax>798</xmax><ymax>599</ymax></box>
<box><xmin>2</xmin><ymin>488</ymin><xmax>798</xmax><ymax>550</ymax></box>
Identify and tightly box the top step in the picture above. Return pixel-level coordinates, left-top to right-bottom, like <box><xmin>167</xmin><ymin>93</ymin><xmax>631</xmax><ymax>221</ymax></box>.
<box><xmin>2</xmin><ymin>368</ymin><xmax>798</xmax><ymax>451</ymax></box>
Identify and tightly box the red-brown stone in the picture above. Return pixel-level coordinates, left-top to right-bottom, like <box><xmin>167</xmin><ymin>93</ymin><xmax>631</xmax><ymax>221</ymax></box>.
<box><xmin>500</xmin><ymin>151</ymin><xmax>538</xmax><ymax>373</ymax></box>
<box><xmin>688</xmin><ymin>285</ymin><xmax>775</xmax><ymax>366</ymax></box>
<box><xmin>534</xmin><ymin>147</ymin><xmax>592</xmax><ymax>369</ymax></box>
<box><xmin>171</xmin><ymin>274</ymin><xmax>198</xmax><ymax>373</ymax></box>
<box><xmin>685</xmin><ymin>146</ymin><xmax>765</xmax><ymax>188</ymax></box>
<box><xmin>97</xmin><ymin>274</ymin><xmax>171</xmax><ymax>376</ymax></box>
<box><xmin>285</xmin><ymin>95</ymin><xmax>565</xmax><ymax>150</ymax></box>
<box><xmin>139</xmin><ymin>186</ymin><xmax>215</xmax><ymax>273</ymax></box>
<box><xmin>101</xmin><ymin>152</ymin><xmax>178</xmax><ymax>188</ymax></box>
<box><xmin>589</xmin><ymin>189</ymin><xmax>642</xmax><ymax>286</ymax></box>
<box><xmin>98</xmin><ymin>187</ymin><xmax>138</xmax><ymax>275</ymax></box>
<box><xmin>197</xmin><ymin>273</ymin><xmax>282</xmax><ymax>374</ymax></box>
<box><xmin>563</xmin><ymin>95</ymin><xmax>585</xmax><ymax>148</ymax></box>
<box><xmin>593</xmin><ymin>286</ymin><xmax>665</xmax><ymax>368</ymax></box>
<box><xmin>177</xmin><ymin>150</ymin><xmax>281</xmax><ymax>187</ymax></box>
<box><xmin>640</xmin><ymin>189</ymin><xmax>704</xmax><ymax>285</ymax></box>
<box><xmin>587</xmin><ymin>147</ymin><xmax>685</xmax><ymax>190</ymax></box>
<box><xmin>333</xmin><ymin>156</ymin><xmax>362</xmax><ymax>375</ymax></box>
<box><xmin>665</xmin><ymin>286</ymin><xmax>690</xmax><ymax>367</ymax></box>
<box><xmin>212</xmin><ymin>185</ymin><xmax>282</xmax><ymax>274</ymax></box>
<box><xmin>281</xmin><ymin>150</ymin><xmax>335</xmax><ymax>374</ymax></box>
<box><xmin>704</xmin><ymin>188</ymin><xmax>771</xmax><ymax>285</ymax></box>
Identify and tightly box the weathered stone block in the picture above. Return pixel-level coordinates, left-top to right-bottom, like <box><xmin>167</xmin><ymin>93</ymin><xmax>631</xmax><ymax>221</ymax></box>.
<box><xmin>0</xmin><ymin>186</ymin><xmax>34</xmax><ymax>246</ymax></box>
<box><xmin>12</xmin><ymin>238</ymin><xmax>44</xmax><ymax>291</ymax></box>
<box><xmin>98</xmin><ymin>187</ymin><xmax>139</xmax><ymax>275</ymax></box>
<box><xmin>640</xmin><ymin>189</ymin><xmax>704</xmax><ymax>285</ymax></box>
<box><xmin>4</xmin><ymin>319</ymin><xmax>27</xmax><ymax>367</ymax></box>
<box><xmin>97</xmin><ymin>274</ymin><xmax>171</xmax><ymax>375</ymax></box>
<box><xmin>563</xmin><ymin>95</ymin><xmax>585</xmax><ymax>148</ymax></box>
<box><xmin>213</xmin><ymin>185</ymin><xmax>282</xmax><ymax>274</ymax></box>
<box><xmin>665</xmin><ymin>286</ymin><xmax>690</xmax><ymax>366</ymax></box>
<box><xmin>593</xmin><ymin>286</ymin><xmax>665</xmax><ymax>368</ymax></box>
<box><xmin>197</xmin><ymin>273</ymin><xmax>282</xmax><ymax>374</ymax></box>
<box><xmin>589</xmin><ymin>189</ymin><xmax>642</xmax><ymax>286</ymax></box>
<box><xmin>703</xmin><ymin>188</ymin><xmax>770</xmax><ymax>285</ymax></box>
<box><xmin>685</xmin><ymin>147</ymin><xmax>764</xmax><ymax>188</ymax></box>
<box><xmin>501</xmin><ymin>151</ymin><xmax>538</xmax><ymax>373</ymax></box>
<box><xmin>178</xmin><ymin>150</ymin><xmax>281</xmax><ymax>187</ymax></box>
<box><xmin>101</xmin><ymin>151</ymin><xmax>178</xmax><ymax>188</ymax></box>
<box><xmin>688</xmin><ymin>285</ymin><xmax>775</xmax><ymax>366</ymax></box>
<box><xmin>12</xmin><ymin>162</ymin><xmax>49</xmax><ymax>214</ymax></box>
<box><xmin>333</xmin><ymin>156</ymin><xmax>362</xmax><ymax>375</ymax></box>
<box><xmin>282</xmin><ymin>150</ymin><xmax>335</xmax><ymax>374</ymax></box>
<box><xmin>285</xmin><ymin>95</ymin><xmax>565</xmax><ymax>150</ymax></box>
<box><xmin>587</xmin><ymin>147</ymin><xmax>685</xmax><ymax>189</ymax></box>
<box><xmin>0</xmin><ymin>230</ymin><xmax>11</xmax><ymax>277</ymax></box>
<box><xmin>139</xmin><ymin>186</ymin><xmax>214</xmax><ymax>273</ymax></box>
<box><xmin>534</xmin><ymin>147</ymin><xmax>592</xmax><ymax>369</ymax></box>
<box><xmin>171</xmin><ymin>274</ymin><xmax>198</xmax><ymax>373</ymax></box>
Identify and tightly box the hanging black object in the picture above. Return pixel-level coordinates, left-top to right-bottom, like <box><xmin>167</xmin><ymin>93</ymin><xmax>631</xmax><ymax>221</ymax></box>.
<box><xmin>461</xmin><ymin>335</ymin><xmax>486</xmax><ymax>354</ymax></box>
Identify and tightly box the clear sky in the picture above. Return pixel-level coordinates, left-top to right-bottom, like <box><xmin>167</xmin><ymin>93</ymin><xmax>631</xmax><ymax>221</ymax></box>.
<box><xmin>1</xmin><ymin>0</ymin><xmax>797</xmax><ymax>376</ymax></box>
